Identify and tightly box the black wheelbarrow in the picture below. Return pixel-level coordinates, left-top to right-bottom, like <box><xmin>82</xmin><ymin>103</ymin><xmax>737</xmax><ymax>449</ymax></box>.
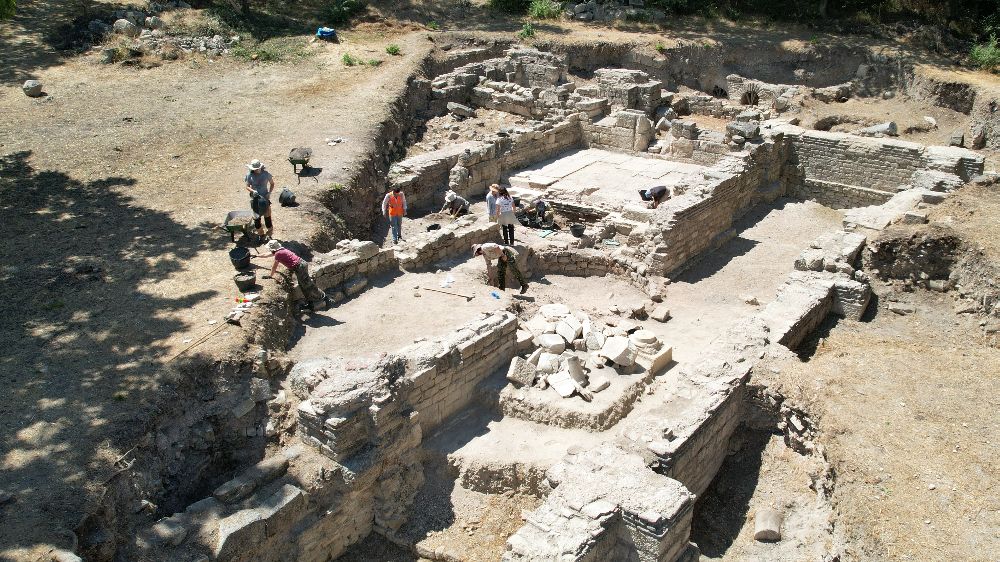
<box><xmin>288</xmin><ymin>147</ymin><xmax>312</xmax><ymax>174</ymax></box>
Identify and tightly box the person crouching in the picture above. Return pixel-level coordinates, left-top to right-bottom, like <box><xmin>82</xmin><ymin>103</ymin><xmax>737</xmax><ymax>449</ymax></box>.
<box><xmin>256</xmin><ymin>240</ymin><xmax>327</xmax><ymax>309</ymax></box>
<box><xmin>473</xmin><ymin>243</ymin><xmax>528</xmax><ymax>294</ymax></box>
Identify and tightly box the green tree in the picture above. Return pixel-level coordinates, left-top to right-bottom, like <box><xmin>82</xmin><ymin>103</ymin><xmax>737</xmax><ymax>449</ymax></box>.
<box><xmin>0</xmin><ymin>0</ymin><xmax>15</xmax><ymax>20</ymax></box>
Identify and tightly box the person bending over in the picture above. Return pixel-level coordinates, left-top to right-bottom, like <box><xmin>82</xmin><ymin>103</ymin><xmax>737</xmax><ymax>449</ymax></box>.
<box><xmin>473</xmin><ymin>243</ymin><xmax>528</xmax><ymax>294</ymax></box>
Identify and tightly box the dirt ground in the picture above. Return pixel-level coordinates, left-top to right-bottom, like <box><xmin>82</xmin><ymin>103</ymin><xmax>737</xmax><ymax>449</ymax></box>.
<box><xmin>2</xmin><ymin>0</ymin><xmax>1000</xmax><ymax>559</ymax></box>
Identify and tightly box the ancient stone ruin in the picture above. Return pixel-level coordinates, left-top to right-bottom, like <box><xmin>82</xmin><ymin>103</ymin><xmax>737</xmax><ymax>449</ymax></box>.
<box><xmin>124</xmin><ymin>45</ymin><xmax>987</xmax><ymax>562</ymax></box>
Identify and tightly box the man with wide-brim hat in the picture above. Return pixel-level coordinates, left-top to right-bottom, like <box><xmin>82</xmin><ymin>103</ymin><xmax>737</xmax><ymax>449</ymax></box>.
<box><xmin>245</xmin><ymin>159</ymin><xmax>275</xmax><ymax>236</ymax></box>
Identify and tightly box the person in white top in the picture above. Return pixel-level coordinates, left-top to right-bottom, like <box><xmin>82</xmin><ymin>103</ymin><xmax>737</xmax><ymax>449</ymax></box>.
<box><xmin>493</xmin><ymin>186</ymin><xmax>518</xmax><ymax>244</ymax></box>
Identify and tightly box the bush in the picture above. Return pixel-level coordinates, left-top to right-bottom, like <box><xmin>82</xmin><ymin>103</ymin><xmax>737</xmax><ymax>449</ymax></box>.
<box><xmin>970</xmin><ymin>36</ymin><xmax>1000</xmax><ymax>70</ymax></box>
<box><xmin>385</xmin><ymin>43</ymin><xmax>401</xmax><ymax>56</ymax></box>
<box><xmin>655</xmin><ymin>41</ymin><xmax>667</xmax><ymax>53</ymax></box>
<box><xmin>517</xmin><ymin>22</ymin><xmax>535</xmax><ymax>39</ymax></box>
<box><xmin>488</xmin><ymin>0</ymin><xmax>530</xmax><ymax>14</ymax></box>
<box><xmin>324</xmin><ymin>0</ymin><xmax>365</xmax><ymax>26</ymax></box>
<box><xmin>368</xmin><ymin>58</ymin><xmax>382</xmax><ymax>67</ymax></box>
<box><xmin>342</xmin><ymin>53</ymin><xmax>359</xmax><ymax>66</ymax></box>
<box><xmin>427</xmin><ymin>20</ymin><xmax>439</xmax><ymax>30</ymax></box>
<box><xmin>528</xmin><ymin>0</ymin><xmax>561</xmax><ymax>19</ymax></box>
<box><xmin>0</xmin><ymin>0</ymin><xmax>14</xmax><ymax>21</ymax></box>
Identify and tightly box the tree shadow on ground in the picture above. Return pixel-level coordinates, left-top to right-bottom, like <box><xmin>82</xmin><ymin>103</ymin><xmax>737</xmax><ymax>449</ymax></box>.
<box><xmin>0</xmin><ymin>150</ymin><xmax>227</xmax><ymax>555</ymax></box>
<box><xmin>689</xmin><ymin>427</ymin><xmax>773</xmax><ymax>557</ymax></box>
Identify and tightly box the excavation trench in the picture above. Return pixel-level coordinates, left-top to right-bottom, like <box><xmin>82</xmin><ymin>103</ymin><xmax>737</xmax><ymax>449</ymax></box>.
<box><xmin>93</xmin><ymin>38</ymin><xmax>990</xmax><ymax>562</ymax></box>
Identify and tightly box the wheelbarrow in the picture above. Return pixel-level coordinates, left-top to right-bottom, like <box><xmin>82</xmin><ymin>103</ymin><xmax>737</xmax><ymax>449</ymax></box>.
<box><xmin>222</xmin><ymin>210</ymin><xmax>266</xmax><ymax>248</ymax></box>
<box><xmin>288</xmin><ymin>147</ymin><xmax>313</xmax><ymax>174</ymax></box>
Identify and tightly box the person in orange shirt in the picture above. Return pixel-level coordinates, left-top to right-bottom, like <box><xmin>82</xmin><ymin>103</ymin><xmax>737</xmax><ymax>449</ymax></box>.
<box><xmin>381</xmin><ymin>187</ymin><xmax>407</xmax><ymax>244</ymax></box>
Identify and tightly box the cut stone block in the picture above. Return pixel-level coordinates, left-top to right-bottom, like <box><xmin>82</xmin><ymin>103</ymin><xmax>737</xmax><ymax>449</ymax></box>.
<box><xmin>649</xmin><ymin>305</ymin><xmax>671</xmax><ymax>323</ymax></box>
<box><xmin>516</xmin><ymin>330</ymin><xmax>534</xmax><ymax>353</ymax></box>
<box><xmin>539</xmin><ymin>303</ymin><xmax>570</xmax><ymax>319</ymax></box>
<box><xmin>555</xmin><ymin>318</ymin><xmax>582</xmax><ymax>343</ymax></box>
<box><xmin>565</xmin><ymin>355</ymin><xmax>587</xmax><ymax>385</ymax></box>
<box><xmin>536</xmin><ymin>352</ymin><xmax>562</xmax><ymax>374</ymax></box>
<box><xmin>588</xmin><ymin>375</ymin><xmax>610</xmax><ymax>393</ymax></box>
<box><xmin>585</xmin><ymin>330</ymin><xmax>606</xmax><ymax>351</ymax></box>
<box><xmin>599</xmin><ymin>336</ymin><xmax>636</xmax><ymax>367</ymax></box>
<box><xmin>506</xmin><ymin>357</ymin><xmax>537</xmax><ymax>388</ymax></box>
<box><xmin>547</xmin><ymin>371</ymin><xmax>576</xmax><ymax>398</ymax></box>
<box><xmin>343</xmin><ymin>274</ymin><xmax>367</xmax><ymax>296</ymax></box>
<box><xmin>537</xmin><ymin>333</ymin><xmax>566</xmax><ymax>354</ymax></box>
<box><xmin>526</xmin><ymin>348</ymin><xmax>543</xmax><ymax>366</ymax></box>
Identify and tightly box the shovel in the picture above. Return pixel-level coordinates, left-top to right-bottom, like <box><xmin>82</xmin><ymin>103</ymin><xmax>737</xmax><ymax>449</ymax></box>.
<box><xmin>421</xmin><ymin>287</ymin><xmax>475</xmax><ymax>301</ymax></box>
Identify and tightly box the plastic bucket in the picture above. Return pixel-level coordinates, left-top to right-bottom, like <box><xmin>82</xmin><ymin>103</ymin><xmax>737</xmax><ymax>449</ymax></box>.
<box><xmin>234</xmin><ymin>271</ymin><xmax>257</xmax><ymax>292</ymax></box>
<box><xmin>569</xmin><ymin>223</ymin><xmax>586</xmax><ymax>237</ymax></box>
<box><xmin>229</xmin><ymin>247</ymin><xmax>251</xmax><ymax>269</ymax></box>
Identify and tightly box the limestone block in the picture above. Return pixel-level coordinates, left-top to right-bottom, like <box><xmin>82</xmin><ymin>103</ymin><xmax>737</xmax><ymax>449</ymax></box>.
<box><xmin>547</xmin><ymin>371</ymin><xmax>576</xmax><ymax>398</ymax></box>
<box><xmin>516</xmin><ymin>330</ymin><xmax>534</xmax><ymax>353</ymax></box>
<box><xmin>344</xmin><ymin>274</ymin><xmax>367</xmax><ymax>296</ymax></box>
<box><xmin>649</xmin><ymin>305</ymin><xmax>671</xmax><ymax>323</ymax></box>
<box><xmin>254</xmin><ymin>484</ymin><xmax>307</xmax><ymax>538</ymax></box>
<box><xmin>213</xmin><ymin>457</ymin><xmax>289</xmax><ymax>503</ymax></box>
<box><xmin>249</xmin><ymin>378</ymin><xmax>272</xmax><ymax>402</ymax></box>
<box><xmin>753</xmin><ymin>508</ymin><xmax>783</xmax><ymax>541</ymax></box>
<box><xmin>526</xmin><ymin>347</ymin><xmax>543</xmax><ymax>366</ymax></box>
<box><xmin>588</xmin><ymin>375</ymin><xmax>610</xmax><ymax>393</ymax></box>
<box><xmin>536</xmin><ymin>352</ymin><xmax>562</xmax><ymax>374</ymax></box>
<box><xmin>565</xmin><ymin>355</ymin><xmax>587</xmax><ymax>385</ymax></box>
<box><xmin>537</xmin><ymin>333</ymin><xmax>566</xmax><ymax>354</ymax></box>
<box><xmin>539</xmin><ymin>303</ymin><xmax>570</xmax><ymax>319</ymax></box>
<box><xmin>599</xmin><ymin>336</ymin><xmax>636</xmax><ymax>367</ymax></box>
<box><xmin>215</xmin><ymin>510</ymin><xmax>265</xmax><ymax>559</ymax></box>
<box><xmin>555</xmin><ymin>315</ymin><xmax>583</xmax><ymax>342</ymax></box>
<box><xmin>506</xmin><ymin>357</ymin><xmax>537</xmax><ymax>388</ymax></box>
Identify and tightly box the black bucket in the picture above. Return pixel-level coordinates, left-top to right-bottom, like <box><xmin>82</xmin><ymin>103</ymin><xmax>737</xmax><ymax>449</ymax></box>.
<box><xmin>229</xmin><ymin>247</ymin><xmax>251</xmax><ymax>269</ymax></box>
<box><xmin>234</xmin><ymin>271</ymin><xmax>256</xmax><ymax>292</ymax></box>
<box><xmin>426</xmin><ymin>223</ymin><xmax>441</xmax><ymax>231</ymax></box>
<box><xmin>570</xmin><ymin>223</ymin><xmax>586</xmax><ymax>237</ymax></box>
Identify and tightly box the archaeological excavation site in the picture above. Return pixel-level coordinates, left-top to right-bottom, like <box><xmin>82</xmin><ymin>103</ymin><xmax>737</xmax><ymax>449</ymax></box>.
<box><xmin>4</xmin><ymin>7</ymin><xmax>1000</xmax><ymax>562</ymax></box>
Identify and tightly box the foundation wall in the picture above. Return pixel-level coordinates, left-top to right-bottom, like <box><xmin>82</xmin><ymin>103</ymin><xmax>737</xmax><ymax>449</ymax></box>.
<box><xmin>395</xmin><ymin>217</ymin><xmax>500</xmax><ymax>271</ymax></box>
<box><xmin>403</xmin><ymin>312</ymin><xmax>519</xmax><ymax>431</ymax></box>
<box><xmin>650</xmin><ymin>139</ymin><xmax>788</xmax><ymax>277</ymax></box>
<box><xmin>780</xmin><ymin>126</ymin><xmax>985</xmax><ymax>208</ymax></box>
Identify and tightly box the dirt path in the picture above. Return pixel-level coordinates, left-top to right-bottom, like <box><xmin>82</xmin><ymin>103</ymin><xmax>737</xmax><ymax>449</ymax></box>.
<box><xmin>0</xmin><ymin>19</ymin><xmax>434</xmax><ymax>559</ymax></box>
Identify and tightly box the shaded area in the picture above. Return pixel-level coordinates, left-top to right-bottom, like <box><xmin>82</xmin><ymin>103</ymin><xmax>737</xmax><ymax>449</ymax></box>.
<box><xmin>0</xmin><ymin>150</ymin><xmax>225</xmax><ymax>557</ymax></box>
<box><xmin>689</xmin><ymin>428</ymin><xmax>773</xmax><ymax>557</ymax></box>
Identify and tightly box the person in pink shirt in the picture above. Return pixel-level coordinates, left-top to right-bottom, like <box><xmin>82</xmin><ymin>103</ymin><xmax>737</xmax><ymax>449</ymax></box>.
<box><xmin>255</xmin><ymin>240</ymin><xmax>327</xmax><ymax>308</ymax></box>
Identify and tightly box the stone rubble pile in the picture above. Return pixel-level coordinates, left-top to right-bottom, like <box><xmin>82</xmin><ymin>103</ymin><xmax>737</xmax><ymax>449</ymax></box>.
<box><xmin>507</xmin><ymin>303</ymin><xmax>671</xmax><ymax>401</ymax></box>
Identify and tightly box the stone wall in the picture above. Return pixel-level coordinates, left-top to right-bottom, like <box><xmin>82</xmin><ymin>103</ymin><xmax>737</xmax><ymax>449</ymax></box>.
<box><xmin>582</xmin><ymin>109</ymin><xmax>655</xmax><ymax>153</ymax></box>
<box><xmin>290</xmin><ymin>240</ymin><xmax>397</xmax><ymax>302</ymax></box>
<box><xmin>503</xmin><ymin>445</ymin><xmax>696</xmax><ymax>562</ymax></box>
<box><xmin>779</xmin><ymin>125</ymin><xmax>985</xmax><ymax>208</ymax></box>
<box><xmin>646</xmin><ymin>139</ymin><xmax>789</xmax><ymax>277</ymax></box>
<box><xmin>401</xmin><ymin>312</ymin><xmax>519</xmax><ymax>430</ymax></box>
<box><xmin>394</xmin><ymin>215</ymin><xmax>500</xmax><ymax>271</ymax></box>
<box><xmin>386</xmin><ymin>141</ymin><xmax>489</xmax><ymax>211</ymax></box>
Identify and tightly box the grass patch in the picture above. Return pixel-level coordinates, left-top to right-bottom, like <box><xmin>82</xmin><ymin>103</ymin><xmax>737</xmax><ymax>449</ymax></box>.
<box><xmin>230</xmin><ymin>36</ymin><xmax>311</xmax><ymax>62</ymax></box>
<box><xmin>385</xmin><ymin>43</ymin><xmax>401</xmax><ymax>56</ymax></box>
<box><xmin>427</xmin><ymin>20</ymin><xmax>439</xmax><ymax>30</ymax></box>
<box><xmin>517</xmin><ymin>22</ymin><xmax>535</xmax><ymax>39</ymax></box>
<box><xmin>655</xmin><ymin>41</ymin><xmax>667</xmax><ymax>53</ymax></box>
<box><xmin>528</xmin><ymin>0</ymin><xmax>561</xmax><ymax>19</ymax></box>
<box><xmin>368</xmin><ymin>58</ymin><xmax>383</xmax><ymax>67</ymax></box>
<box><xmin>323</xmin><ymin>0</ymin><xmax>366</xmax><ymax>26</ymax></box>
<box><xmin>970</xmin><ymin>36</ymin><xmax>1000</xmax><ymax>70</ymax></box>
<box><xmin>342</xmin><ymin>53</ymin><xmax>359</xmax><ymax>66</ymax></box>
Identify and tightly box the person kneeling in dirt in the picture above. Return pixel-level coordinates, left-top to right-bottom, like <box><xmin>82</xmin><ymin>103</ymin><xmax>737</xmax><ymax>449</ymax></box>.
<box><xmin>257</xmin><ymin>240</ymin><xmax>327</xmax><ymax>309</ymax></box>
<box><xmin>473</xmin><ymin>243</ymin><xmax>528</xmax><ymax>294</ymax></box>
<box><xmin>245</xmin><ymin>159</ymin><xmax>276</xmax><ymax>236</ymax></box>
<box><xmin>642</xmin><ymin>185</ymin><xmax>669</xmax><ymax>209</ymax></box>
<box><xmin>441</xmin><ymin>190</ymin><xmax>470</xmax><ymax>218</ymax></box>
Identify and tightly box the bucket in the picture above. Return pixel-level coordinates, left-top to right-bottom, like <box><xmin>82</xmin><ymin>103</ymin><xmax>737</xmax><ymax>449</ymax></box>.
<box><xmin>426</xmin><ymin>223</ymin><xmax>441</xmax><ymax>231</ymax></box>
<box><xmin>569</xmin><ymin>223</ymin><xmax>586</xmax><ymax>238</ymax></box>
<box><xmin>234</xmin><ymin>271</ymin><xmax>257</xmax><ymax>292</ymax></box>
<box><xmin>229</xmin><ymin>247</ymin><xmax>251</xmax><ymax>269</ymax></box>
